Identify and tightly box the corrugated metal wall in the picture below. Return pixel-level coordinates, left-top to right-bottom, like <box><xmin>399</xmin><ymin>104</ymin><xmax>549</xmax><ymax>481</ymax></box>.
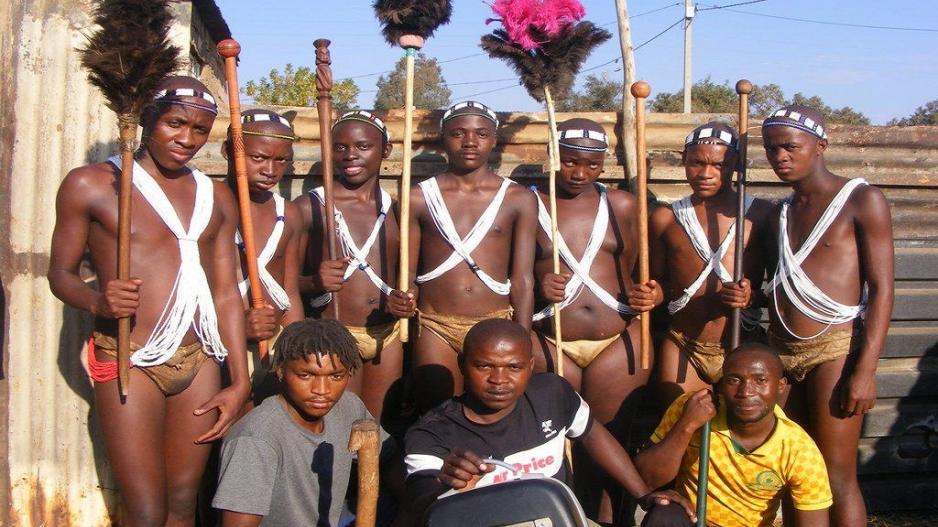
<box><xmin>1</xmin><ymin>2</ymin><xmax>226</xmax><ymax>525</ymax></box>
<box><xmin>4</xmin><ymin>2</ymin><xmax>119</xmax><ymax>525</ymax></box>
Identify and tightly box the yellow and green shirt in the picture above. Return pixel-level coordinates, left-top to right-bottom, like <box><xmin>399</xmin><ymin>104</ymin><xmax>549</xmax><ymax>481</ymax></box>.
<box><xmin>651</xmin><ymin>393</ymin><xmax>833</xmax><ymax>527</ymax></box>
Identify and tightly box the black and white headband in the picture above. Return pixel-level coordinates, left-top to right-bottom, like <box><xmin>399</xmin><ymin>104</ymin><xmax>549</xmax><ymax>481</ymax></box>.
<box><xmin>558</xmin><ymin>129</ymin><xmax>608</xmax><ymax>152</ymax></box>
<box><xmin>684</xmin><ymin>126</ymin><xmax>738</xmax><ymax>150</ymax></box>
<box><xmin>441</xmin><ymin>101</ymin><xmax>499</xmax><ymax>129</ymax></box>
<box><xmin>334</xmin><ymin>110</ymin><xmax>391</xmax><ymax>142</ymax></box>
<box><xmin>153</xmin><ymin>88</ymin><xmax>218</xmax><ymax>115</ymax></box>
<box><xmin>762</xmin><ymin>109</ymin><xmax>827</xmax><ymax>140</ymax></box>
<box><xmin>241</xmin><ymin>112</ymin><xmax>296</xmax><ymax>141</ymax></box>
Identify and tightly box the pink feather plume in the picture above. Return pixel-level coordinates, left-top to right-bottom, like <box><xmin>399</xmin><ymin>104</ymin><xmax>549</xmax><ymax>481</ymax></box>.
<box><xmin>489</xmin><ymin>0</ymin><xmax>585</xmax><ymax>51</ymax></box>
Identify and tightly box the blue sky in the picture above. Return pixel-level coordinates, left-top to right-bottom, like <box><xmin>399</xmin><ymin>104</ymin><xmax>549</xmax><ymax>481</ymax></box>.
<box><xmin>215</xmin><ymin>1</ymin><xmax>938</xmax><ymax>124</ymax></box>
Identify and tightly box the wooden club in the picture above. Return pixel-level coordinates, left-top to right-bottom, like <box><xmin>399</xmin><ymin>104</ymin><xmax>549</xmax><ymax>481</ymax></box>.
<box><xmin>348</xmin><ymin>419</ymin><xmax>381</xmax><ymax>527</ymax></box>
<box><xmin>630</xmin><ymin>81</ymin><xmax>652</xmax><ymax>370</ymax></box>
<box><xmin>218</xmin><ymin>39</ymin><xmax>269</xmax><ymax>361</ymax></box>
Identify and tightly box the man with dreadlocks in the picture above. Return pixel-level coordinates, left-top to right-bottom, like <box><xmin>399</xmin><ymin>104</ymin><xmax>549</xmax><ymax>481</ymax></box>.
<box><xmin>532</xmin><ymin>117</ymin><xmax>648</xmax><ymax>525</ymax></box>
<box><xmin>223</xmin><ymin>109</ymin><xmax>304</xmax><ymax>391</ymax></box>
<box><xmin>629</xmin><ymin>121</ymin><xmax>773</xmax><ymax>403</ymax></box>
<box><xmin>406</xmin><ymin>100</ymin><xmax>537</xmax><ymax>413</ymax></box>
<box><xmin>760</xmin><ymin>105</ymin><xmax>893</xmax><ymax>527</ymax></box>
<box><xmin>48</xmin><ymin>76</ymin><xmax>250</xmax><ymax>525</ymax></box>
<box><xmin>212</xmin><ymin>318</ymin><xmax>402</xmax><ymax>526</ymax></box>
<box><xmin>297</xmin><ymin>110</ymin><xmax>415</xmax><ymax>419</ymax></box>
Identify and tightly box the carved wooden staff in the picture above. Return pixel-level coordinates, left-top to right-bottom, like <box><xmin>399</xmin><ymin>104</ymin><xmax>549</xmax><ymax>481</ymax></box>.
<box><xmin>78</xmin><ymin>0</ymin><xmax>182</xmax><ymax>397</ymax></box>
<box><xmin>631</xmin><ymin>81</ymin><xmax>652</xmax><ymax>370</ymax></box>
<box><xmin>729</xmin><ymin>79</ymin><xmax>752</xmax><ymax>350</ymax></box>
<box><xmin>218</xmin><ymin>39</ymin><xmax>268</xmax><ymax>361</ymax></box>
<box><xmin>348</xmin><ymin>419</ymin><xmax>381</xmax><ymax>527</ymax></box>
<box><xmin>314</xmin><ymin>38</ymin><xmax>340</xmax><ymax>317</ymax></box>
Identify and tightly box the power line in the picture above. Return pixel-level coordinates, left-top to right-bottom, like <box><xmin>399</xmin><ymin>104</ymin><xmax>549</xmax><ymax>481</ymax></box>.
<box><xmin>697</xmin><ymin>0</ymin><xmax>767</xmax><ymax>12</ymax></box>
<box><xmin>599</xmin><ymin>3</ymin><xmax>682</xmax><ymax>27</ymax></box>
<box><xmin>705</xmin><ymin>5</ymin><xmax>938</xmax><ymax>32</ymax></box>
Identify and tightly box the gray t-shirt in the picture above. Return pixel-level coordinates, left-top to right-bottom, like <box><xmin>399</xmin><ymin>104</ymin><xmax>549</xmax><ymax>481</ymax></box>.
<box><xmin>212</xmin><ymin>392</ymin><xmax>380</xmax><ymax>526</ymax></box>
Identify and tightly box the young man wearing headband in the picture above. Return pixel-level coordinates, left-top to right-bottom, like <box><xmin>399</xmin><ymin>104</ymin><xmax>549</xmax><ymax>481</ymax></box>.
<box><xmin>532</xmin><ymin>117</ymin><xmax>649</xmax><ymax>523</ymax></box>
<box><xmin>760</xmin><ymin>105</ymin><xmax>893</xmax><ymax>527</ymax></box>
<box><xmin>222</xmin><ymin>109</ymin><xmax>304</xmax><ymax>401</ymax></box>
<box><xmin>406</xmin><ymin>100</ymin><xmax>537</xmax><ymax>413</ymax></box>
<box><xmin>48</xmin><ymin>75</ymin><xmax>251</xmax><ymax>525</ymax></box>
<box><xmin>630</xmin><ymin>121</ymin><xmax>773</xmax><ymax>403</ymax></box>
<box><xmin>297</xmin><ymin>110</ymin><xmax>415</xmax><ymax>419</ymax></box>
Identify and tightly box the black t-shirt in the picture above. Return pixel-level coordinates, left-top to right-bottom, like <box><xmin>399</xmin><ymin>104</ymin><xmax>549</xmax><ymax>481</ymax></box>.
<box><xmin>405</xmin><ymin>373</ymin><xmax>592</xmax><ymax>489</ymax></box>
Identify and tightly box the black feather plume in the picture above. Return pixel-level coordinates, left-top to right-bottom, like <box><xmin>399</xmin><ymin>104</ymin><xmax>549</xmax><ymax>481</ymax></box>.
<box><xmin>373</xmin><ymin>0</ymin><xmax>453</xmax><ymax>46</ymax></box>
<box><xmin>78</xmin><ymin>0</ymin><xmax>182</xmax><ymax>117</ymax></box>
<box><xmin>481</xmin><ymin>22</ymin><xmax>611</xmax><ymax>102</ymax></box>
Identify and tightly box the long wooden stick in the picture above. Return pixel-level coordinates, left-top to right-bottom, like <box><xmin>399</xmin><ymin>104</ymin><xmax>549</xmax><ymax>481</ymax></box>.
<box><xmin>218</xmin><ymin>39</ymin><xmax>268</xmax><ymax>361</ymax></box>
<box><xmin>116</xmin><ymin>117</ymin><xmax>136</xmax><ymax>397</ymax></box>
<box><xmin>348</xmin><ymin>419</ymin><xmax>381</xmax><ymax>527</ymax></box>
<box><xmin>630</xmin><ymin>81</ymin><xmax>652</xmax><ymax>370</ymax></box>
<box><xmin>314</xmin><ymin>39</ymin><xmax>340</xmax><ymax>318</ymax></box>
<box><xmin>398</xmin><ymin>46</ymin><xmax>419</xmax><ymax>343</ymax></box>
<box><xmin>729</xmin><ymin>79</ymin><xmax>752</xmax><ymax>350</ymax></box>
<box><xmin>543</xmin><ymin>87</ymin><xmax>565</xmax><ymax>378</ymax></box>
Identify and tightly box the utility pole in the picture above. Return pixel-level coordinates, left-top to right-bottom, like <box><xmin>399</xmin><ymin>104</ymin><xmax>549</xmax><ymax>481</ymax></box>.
<box><xmin>683</xmin><ymin>0</ymin><xmax>695</xmax><ymax>113</ymax></box>
<box><xmin>614</xmin><ymin>0</ymin><xmax>638</xmax><ymax>184</ymax></box>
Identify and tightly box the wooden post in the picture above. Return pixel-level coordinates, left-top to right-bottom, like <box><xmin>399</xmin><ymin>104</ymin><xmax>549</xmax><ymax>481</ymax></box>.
<box><xmin>614</xmin><ymin>0</ymin><xmax>638</xmax><ymax>184</ymax></box>
<box><xmin>729</xmin><ymin>79</ymin><xmax>752</xmax><ymax>350</ymax></box>
<box><xmin>315</xmin><ymin>38</ymin><xmax>340</xmax><ymax>317</ymax></box>
<box><xmin>218</xmin><ymin>39</ymin><xmax>268</xmax><ymax>361</ymax></box>
<box><xmin>630</xmin><ymin>81</ymin><xmax>652</xmax><ymax>370</ymax></box>
<box><xmin>348</xmin><ymin>419</ymin><xmax>381</xmax><ymax>527</ymax></box>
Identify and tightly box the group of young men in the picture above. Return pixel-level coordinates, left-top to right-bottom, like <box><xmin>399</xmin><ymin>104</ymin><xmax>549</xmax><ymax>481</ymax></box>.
<box><xmin>48</xmin><ymin>73</ymin><xmax>894</xmax><ymax>527</ymax></box>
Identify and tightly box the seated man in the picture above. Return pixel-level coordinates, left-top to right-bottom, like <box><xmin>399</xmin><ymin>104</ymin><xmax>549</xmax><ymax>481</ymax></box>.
<box><xmin>635</xmin><ymin>343</ymin><xmax>832</xmax><ymax>527</ymax></box>
<box><xmin>403</xmin><ymin>319</ymin><xmax>693</xmax><ymax>525</ymax></box>
<box><xmin>212</xmin><ymin>318</ymin><xmax>401</xmax><ymax>526</ymax></box>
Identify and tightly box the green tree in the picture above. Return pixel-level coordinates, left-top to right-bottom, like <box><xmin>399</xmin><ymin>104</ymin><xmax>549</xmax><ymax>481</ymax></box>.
<box><xmin>749</xmin><ymin>83</ymin><xmax>786</xmax><ymax>118</ymax></box>
<box><xmin>556</xmin><ymin>73</ymin><xmax>623</xmax><ymax>112</ymax></box>
<box><xmin>888</xmin><ymin>99</ymin><xmax>938</xmax><ymax>126</ymax></box>
<box><xmin>244</xmin><ymin>63</ymin><xmax>360</xmax><ymax>112</ymax></box>
<box><xmin>789</xmin><ymin>93</ymin><xmax>870</xmax><ymax>125</ymax></box>
<box><xmin>373</xmin><ymin>53</ymin><xmax>451</xmax><ymax>110</ymax></box>
<box><xmin>650</xmin><ymin>77</ymin><xmax>737</xmax><ymax>113</ymax></box>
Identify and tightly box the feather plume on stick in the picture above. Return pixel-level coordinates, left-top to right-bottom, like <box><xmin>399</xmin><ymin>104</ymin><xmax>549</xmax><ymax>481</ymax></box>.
<box><xmin>78</xmin><ymin>0</ymin><xmax>181</xmax><ymax>397</ymax></box>
<box><xmin>374</xmin><ymin>0</ymin><xmax>453</xmax><ymax>343</ymax></box>
<box><xmin>481</xmin><ymin>0</ymin><xmax>611</xmax><ymax>380</ymax></box>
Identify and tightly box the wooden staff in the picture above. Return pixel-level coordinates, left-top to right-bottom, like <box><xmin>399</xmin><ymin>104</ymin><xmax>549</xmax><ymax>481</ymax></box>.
<box><xmin>115</xmin><ymin>118</ymin><xmax>135</xmax><ymax>396</ymax></box>
<box><xmin>542</xmin><ymin>86</ymin><xmax>565</xmax><ymax>378</ymax></box>
<box><xmin>630</xmin><ymin>81</ymin><xmax>652</xmax><ymax>370</ymax></box>
<box><xmin>397</xmin><ymin>39</ymin><xmax>423</xmax><ymax>343</ymax></box>
<box><xmin>348</xmin><ymin>419</ymin><xmax>381</xmax><ymax>527</ymax></box>
<box><xmin>729</xmin><ymin>79</ymin><xmax>752</xmax><ymax>350</ymax></box>
<box><xmin>218</xmin><ymin>39</ymin><xmax>268</xmax><ymax>361</ymax></box>
<box><xmin>314</xmin><ymin>38</ymin><xmax>340</xmax><ymax>317</ymax></box>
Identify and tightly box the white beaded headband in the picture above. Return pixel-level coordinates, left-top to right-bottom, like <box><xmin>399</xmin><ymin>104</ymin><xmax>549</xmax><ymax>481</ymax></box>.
<box><xmin>441</xmin><ymin>101</ymin><xmax>499</xmax><ymax>129</ymax></box>
<box><xmin>153</xmin><ymin>88</ymin><xmax>218</xmax><ymax>115</ymax></box>
<box><xmin>242</xmin><ymin>112</ymin><xmax>293</xmax><ymax>129</ymax></box>
<box><xmin>558</xmin><ymin>129</ymin><xmax>609</xmax><ymax>152</ymax></box>
<box><xmin>334</xmin><ymin>110</ymin><xmax>391</xmax><ymax>142</ymax></box>
<box><xmin>684</xmin><ymin>127</ymin><xmax>738</xmax><ymax>150</ymax></box>
<box><xmin>762</xmin><ymin>109</ymin><xmax>828</xmax><ymax>140</ymax></box>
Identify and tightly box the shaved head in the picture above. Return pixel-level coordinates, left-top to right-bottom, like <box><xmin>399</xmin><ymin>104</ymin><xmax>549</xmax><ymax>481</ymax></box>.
<box><xmin>724</xmin><ymin>342</ymin><xmax>784</xmax><ymax>379</ymax></box>
<box><xmin>463</xmin><ymin>319</ymin><xmax>532</xmax><ymax>360</ymax></box>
